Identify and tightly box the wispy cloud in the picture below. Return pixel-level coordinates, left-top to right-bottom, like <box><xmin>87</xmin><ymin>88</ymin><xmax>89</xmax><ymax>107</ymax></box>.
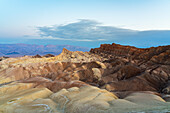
<box><xmin>41</xmin><ymin>36</ymin><xmax>93</xmax><ymax>42</ymax></box>
<box><xmin>36</xmin><ymin>19</ymin><xmax>170</xmax><ymax>48</ymax></box>
<box><xmin>37</xmin><ymin>19</ymin><xmax>138</xmax><ymax>42</ymax></box>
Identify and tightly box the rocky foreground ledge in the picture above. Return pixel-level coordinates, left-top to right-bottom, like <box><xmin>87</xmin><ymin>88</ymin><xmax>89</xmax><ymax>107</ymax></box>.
<box><xmin>0</xmin><ymin>43</ymin><xmax>170</xmax><ymax>113</ymax></box>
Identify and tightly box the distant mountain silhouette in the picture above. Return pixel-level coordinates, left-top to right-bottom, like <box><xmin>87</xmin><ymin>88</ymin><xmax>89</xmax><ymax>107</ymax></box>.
<box><xmin>5</xmin><ymin>52</ymin><xmax>20</xmax><ymax>55</ymax></box>
<box><xmin>0</xmin><ymin>44</ymin><xmax>90</xmax><ymax>57</ymax></box>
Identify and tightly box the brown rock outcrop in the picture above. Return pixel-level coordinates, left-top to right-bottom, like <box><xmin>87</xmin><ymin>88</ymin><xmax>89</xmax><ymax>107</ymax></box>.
<box><xmin>32</xmin><ymin>54</ymin><xmax>42</xmax><ymax>58</ymax></box>
<box><xmin>90</xmin><ymin>43</ymin><xmax>170</xmax><ymax>93</ymax></box>
<box><xmin>55</xmin><ymin>48</ymin><xmax>104</xmax><ymax>62</ymax></box>
<box><xmin>90</xmin><ymin>43</ymin><xmax>170</xmax><ymax>64</ymax></box>
<box><xmin>0</xmin><ymin>56</ymin><xmax>9</xmax><ymax>61</ymax></box>
<box><xmin>43</xmin><ymin>54</ymin><xmax>55</xmax><ymax>58</ymax></box>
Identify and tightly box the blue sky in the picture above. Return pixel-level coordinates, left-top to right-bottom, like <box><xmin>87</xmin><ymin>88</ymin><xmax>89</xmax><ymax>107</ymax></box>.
<box><xmin>0</xmin><ymin>0</ymin><xmax>170</xmax><ymax>37</ymax></box>
<box><xmin>0</xmin><ymin>0</ymin><xmax>170</xmax><ymax>47</ymax></box>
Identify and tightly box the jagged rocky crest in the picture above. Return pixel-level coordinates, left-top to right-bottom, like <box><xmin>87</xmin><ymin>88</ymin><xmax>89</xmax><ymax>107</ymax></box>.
<box><xmin>90</xmin><ymin>43</ymin><xmax>170</xmax><ymax>64</ymax></box>
<box><xmin>90</xmin><ymin>43</ymin><xmax>170</xmax><ymax>92</ymax></box>
<box><xmin>0</xmin><ymin>43</ymin><xmax>170</xmax><ymax>113</ymax></box>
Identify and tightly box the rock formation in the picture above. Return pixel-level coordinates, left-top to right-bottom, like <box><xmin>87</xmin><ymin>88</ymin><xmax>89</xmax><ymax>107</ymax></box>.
<box><xmin>43</xmin><ymin>54</ymin><xmax>55</xmax><ymax>58</ymax></box>
<box><xmin>0</xmin><ymin>43</ymin><xmax>170</xmax><ymax>112</ymax></box>
<box><xmin>0</xmin><ymin>56</ymin><xmax>9</xmax><ymax>61</ymax></box>
<box><xmin>32</xmin><ymin>54</ymin><xmax>42</xmax><ymax>58</ymax></box>
<box><xmin>90</xmin><ymin>43</ymin><xmax>170</xmax><ymax>92</ymax></box>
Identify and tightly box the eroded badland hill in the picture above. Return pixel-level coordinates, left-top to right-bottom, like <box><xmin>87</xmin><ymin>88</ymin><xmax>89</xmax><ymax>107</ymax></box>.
<box><xmin>0</xmin><ymin>43</ymin><xmax>170</xmax><ymax>113</ymax></box>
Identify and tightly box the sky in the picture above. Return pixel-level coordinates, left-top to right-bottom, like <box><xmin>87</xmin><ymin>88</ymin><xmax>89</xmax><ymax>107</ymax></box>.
<box><xmin>0</xmin><ymin>0</ymin><xmax>170</xmax><ymax>47</ymax></box>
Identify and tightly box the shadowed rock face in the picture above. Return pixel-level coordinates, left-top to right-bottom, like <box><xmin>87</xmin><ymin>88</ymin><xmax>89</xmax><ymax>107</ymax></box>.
<box><xmin>21</xmin><ymin>77</ymin><xmax>88</xmax><ymax>92</ymax></box>
<box><xmin>0</xmin><ymin>43</ymin><xmax>170</xmax><ymax>112</ymax></box>
<box><xmin>90</xmin><ymin>43</ymin><xmax>170</xmax><ymax>65</ymax></box>
<box><xmin>32</xmin><ymin>54</ymin><xmax>42</xmax><ymax>58</ymax></box>
<box><xmin>0</xmin><ymin>56</ymin><xmax>9</xmax><ymax>61</ymax></box>
<box><xmin>43</xmin><ymin>54</ymin><xmax>55</xmax><ymax>58</ymax></box>
<box><xmin>90</xmin><ymin>43</ymin><xmax>170</xmax><ymax>93</ymax></box>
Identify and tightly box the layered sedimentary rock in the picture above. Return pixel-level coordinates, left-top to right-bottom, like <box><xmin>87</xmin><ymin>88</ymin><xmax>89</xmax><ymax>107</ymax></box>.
<box><xmin>0</xmin><ymin>43</ymin><xmax>170</xmax><ymax>112</ymax></box>
<box><xmin>90</xmin><ymin>43</ymin><xmax>170</xmax><ymax>64</ymax></box>
<box><xmin>90</xmin><ymin>43</ymin><xmax>170</xmax><ymax>92</ymax></box>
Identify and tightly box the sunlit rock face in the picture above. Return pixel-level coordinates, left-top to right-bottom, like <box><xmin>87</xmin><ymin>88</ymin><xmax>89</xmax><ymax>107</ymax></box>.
<box><xmin>0</xmin><ymin>43</ymin><xmax>170</xmax><ymax>112</ymax></box>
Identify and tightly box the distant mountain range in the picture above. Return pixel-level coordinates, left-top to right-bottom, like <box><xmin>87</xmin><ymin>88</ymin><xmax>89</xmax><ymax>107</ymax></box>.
<box><xmin>0</xmin><ymin>44</ymin><xmax>90</xmax><ymax>57</ymax></box>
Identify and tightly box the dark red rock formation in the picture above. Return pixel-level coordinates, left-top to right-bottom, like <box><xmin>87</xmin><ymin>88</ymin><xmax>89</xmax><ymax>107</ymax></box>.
<box><xmin>0</xmin><ymin>56</ymin><xmax>9</xmax><ymax>61</ymax></box>
<box><xmin>90</xmin><ymin>43</ymin><xmax>170</xmax><ymax>93</ymax></box>
<box><xmin>43</xmin><ymin>54</ymin><xmax>55</xmax><ymax>58</ymax></box>
<box><xmin>90</xmin><ymin>43</ymin><xmax>170</xmax><ymax>64</ymax></box>
<box><xmin>32</xmin><ymin>54</ymin><xmax>42</xmax><ymax>58</ymax></box>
